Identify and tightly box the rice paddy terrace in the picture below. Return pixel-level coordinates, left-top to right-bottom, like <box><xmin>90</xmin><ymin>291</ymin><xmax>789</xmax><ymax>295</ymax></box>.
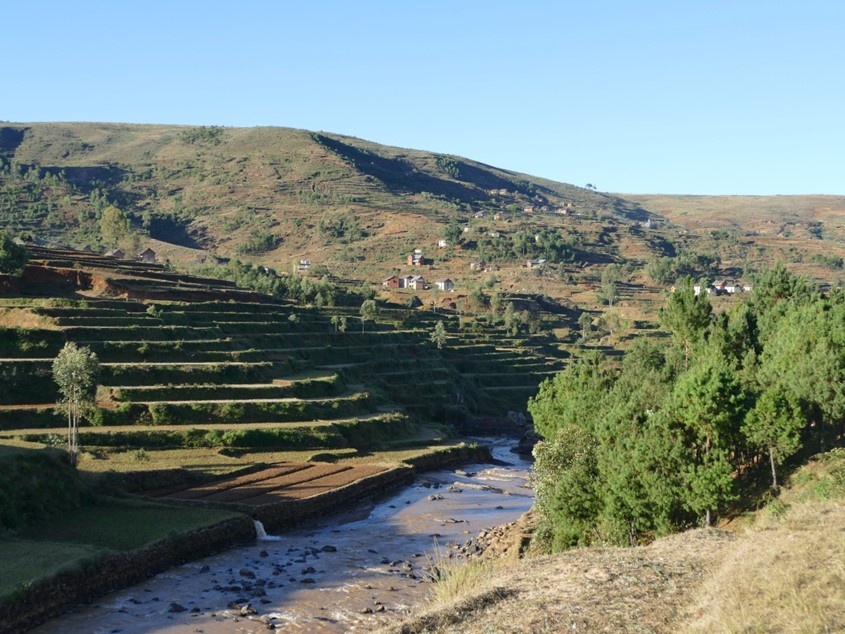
<box><xmin>0</xmin><ymin>246</ymin><xmax>567</xmax><ymax>463</ymax></box>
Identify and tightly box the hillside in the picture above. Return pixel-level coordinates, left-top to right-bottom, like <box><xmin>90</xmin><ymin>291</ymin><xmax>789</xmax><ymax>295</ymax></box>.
<box><xmin>382</xmin><ymin>448</ymin><xmax>845</xmax><ymax>634</ymax></box>
<box><xmin>4</xmin><ymin>123</ymin><xmax>845</xmax><ymax>355</ymax></box>
<box><xmin>0</xmin><ymin>246</ymin><xmax>567</xmax><ymax>465</ymax></box>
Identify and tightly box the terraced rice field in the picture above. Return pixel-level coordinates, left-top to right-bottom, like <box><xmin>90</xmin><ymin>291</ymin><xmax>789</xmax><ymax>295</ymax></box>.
<box><xmin>0</xmin><ymin>246</ymin><xmax>569</xmax><ymax>458</ymax></box>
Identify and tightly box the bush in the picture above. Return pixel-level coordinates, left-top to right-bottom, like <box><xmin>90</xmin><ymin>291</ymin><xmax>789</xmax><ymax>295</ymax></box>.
<box><xmin>0</xmin><ymin>231</ymin><xmax>28</xmax><ymax>276</ymax></box>
<box><xmin>0</xmin><ymin>450</ymin><xmax>88</xmax><ymax>530</ymax></box>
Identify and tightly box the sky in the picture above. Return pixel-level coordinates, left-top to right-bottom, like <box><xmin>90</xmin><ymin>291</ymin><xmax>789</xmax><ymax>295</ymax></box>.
<box><xmin>4</xmin><ymin>1</ymin><xmax>844</xmax><ymax>195</ymax></box>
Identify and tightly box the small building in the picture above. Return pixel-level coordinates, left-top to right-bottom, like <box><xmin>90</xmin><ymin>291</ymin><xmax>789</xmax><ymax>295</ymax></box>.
<box><xmin>383</xmin><ymin>275</ymin><xmax>401</xmax><ymax>289</ymax></box>
<box><xmin>437</xmin><ymin>239</ymin><xmax>448</xmax><ymax>248</ymax></box>
<box><xmin>105</xmin><ymin>248</ymin><xmax>125</xmax><ymax>259</ymax></box>
<box><xmin>470</xmin><ymin>260</ymin><xmax>487</xmax><ymax>272</ymax></box>
<box><xmin>407</xmin><ymin>251</ymin><xmax>428</xmax><ymax>266</ymax></box>
<box><xmin>81</xmin><ymin>245</ymin><xmax>95</xmax><ymax>254</ymax></box>
<box><xmin>526</xmin><ymin>258</ymin><xmax>547</xmax><ymax>269</ymax></box>
<box><xmin>297</xmin><ymin>259</ymin><xmax>311</xmax><ymax>272</ymax></box>
<box><xmin>137</xmin><ymin>247</ymin><xmax>156</xmax><ymax>263</ymax></box>
<box><xmin>435</xmin><ymin>278</ymin><xmax>454</xmax><ymax>292</ymax></box>
<box><xmin>488</xmin><ymin>231</ymin><xmax>500</xmax><ymax>238</ymax></box>
<box><xmin>407</xmin><ymin>275</ymin><xmax>426</xmax><ymax>291</ymax></box>
<box><xmin>523</xmin><ymin>206</ymin><xmax>535</xmax><ymax>214</ymax></box>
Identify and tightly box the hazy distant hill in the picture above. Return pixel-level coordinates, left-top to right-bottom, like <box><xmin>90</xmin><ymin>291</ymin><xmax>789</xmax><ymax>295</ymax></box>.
<box><xmin>2</xmin><ymin>122</ymin><xmax>845</xmax><ymax>311</ymax></box>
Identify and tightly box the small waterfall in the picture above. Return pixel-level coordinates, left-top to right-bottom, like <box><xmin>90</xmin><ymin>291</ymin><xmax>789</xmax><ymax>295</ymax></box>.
<box><xmin>253</xmin><ymin>519</ymin><xmax>283</xmax><ymax>541</ymax></box>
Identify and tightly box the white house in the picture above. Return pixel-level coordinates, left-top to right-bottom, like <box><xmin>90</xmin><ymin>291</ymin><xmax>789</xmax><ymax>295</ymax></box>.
<box><xmin>435</xmin><ymin>279</ymin><xmax>454</xmax><ymax>292</ymax></box>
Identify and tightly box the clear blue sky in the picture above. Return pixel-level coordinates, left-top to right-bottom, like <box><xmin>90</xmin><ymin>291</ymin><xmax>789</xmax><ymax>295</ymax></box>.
<box><xmin>5</xmin><ymin>1</ymin><xmax>843</xmax><ymax>195</ymax></box>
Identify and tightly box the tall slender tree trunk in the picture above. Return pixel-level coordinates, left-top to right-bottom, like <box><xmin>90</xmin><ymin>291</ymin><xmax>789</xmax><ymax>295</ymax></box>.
<box><xmin>769</xmin><ymin>447</ymin><xmax>778</xmax><ymax>490</ymax></box>
<box><xmin>705</xmin><ymin>508</ymin><xmax>711</xmax><ymax>527</ymax></box>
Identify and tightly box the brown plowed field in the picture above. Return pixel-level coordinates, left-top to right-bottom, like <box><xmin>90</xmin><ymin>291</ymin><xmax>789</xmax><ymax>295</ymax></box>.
<box><xmin>154</xmin><ymin>463</ymin><xmax>388</xmax><ymax>505</ymax></box>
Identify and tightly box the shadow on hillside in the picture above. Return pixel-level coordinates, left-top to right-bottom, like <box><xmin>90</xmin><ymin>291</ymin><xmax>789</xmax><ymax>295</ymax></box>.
<box><xmin>313</xmin><ymin>134</ymin><xmax>486</xmax><ymax>202</ymax></box>
<box><xmin>0</xmin><ymin>126</ymin><xmax>26</xmax><ymax>156</ymax></box>
<box><xmin>41</xmin><ymin>164</ymin><xmax>128</xmax><ymax>194</ymax></box>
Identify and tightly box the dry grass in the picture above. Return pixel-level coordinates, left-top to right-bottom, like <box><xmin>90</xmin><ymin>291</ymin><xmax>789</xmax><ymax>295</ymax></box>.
<box><xmin>682</xmin><ymin>500</ymin><xmax>845</xmax><ymax>634</ymax></box>
<box><xmin>0</xmin><ymin>308</ymin><xmax>59</xmax><ymax>330</ymax></box>
<box><xmin>382</xmin><ymin>530</ymin><xmax>735</xmax><ymax>634</ymax></box>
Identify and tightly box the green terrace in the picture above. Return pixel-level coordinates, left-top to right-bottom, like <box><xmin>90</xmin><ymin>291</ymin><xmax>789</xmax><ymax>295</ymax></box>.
<box><xmin>0</xmin><ymin>246</ymin><xmax>569</xmax><ymax>458</ymax></box>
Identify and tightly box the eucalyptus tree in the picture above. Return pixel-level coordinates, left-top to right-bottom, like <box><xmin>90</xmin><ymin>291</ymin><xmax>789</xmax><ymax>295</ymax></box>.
<box><xmin>52</xmin><ymin>342</ymin><xmax>99</xmax><ymax>467</ymax></box>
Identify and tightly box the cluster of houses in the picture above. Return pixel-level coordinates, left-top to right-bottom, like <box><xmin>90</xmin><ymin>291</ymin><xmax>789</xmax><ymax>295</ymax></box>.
<box><xmin>693</xmin><ymin>280</ymin><xmax>752</xmax><ymax>296</ymax></box>
<box><xmin>102</xmin><ymin>247</ymin><xmax>157</xmax><ymax>263</ymax></box>
<box><xmin>383</xmin><ymin>275</ymin><xmax>454</xmax><ymax>292</ymax></box>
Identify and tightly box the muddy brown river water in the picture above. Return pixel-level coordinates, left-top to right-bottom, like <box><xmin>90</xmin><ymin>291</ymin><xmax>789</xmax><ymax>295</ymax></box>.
<box><xmin>31</xmin><ymin>439</ymin><xmax>533</xmax><ymax>633</ymax></box>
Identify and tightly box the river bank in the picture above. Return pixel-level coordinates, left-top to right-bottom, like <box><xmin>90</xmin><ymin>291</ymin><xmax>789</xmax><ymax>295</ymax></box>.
<box><xmin>22</xmin><ymin>438</ymin><xmax>532</xmax><ymax>633</ymax></box>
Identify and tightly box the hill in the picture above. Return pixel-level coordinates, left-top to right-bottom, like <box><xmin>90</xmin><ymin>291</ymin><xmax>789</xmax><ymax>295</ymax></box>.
<box><xmin>4</xmin><ymin>122</ymin><xmax>845</xmax><ymax>353</ymax></box>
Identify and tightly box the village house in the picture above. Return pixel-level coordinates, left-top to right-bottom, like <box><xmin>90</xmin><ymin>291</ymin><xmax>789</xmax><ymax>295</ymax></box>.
<box><xmin>470</xmin><ymin>259</ymin><xmax>487</xmax><ymax>272</ymax></box>
<box><xmin>105</xmin><ymin>248</ymin><xmax>125</xmax><ymax>259</ymax></box>
<box><xmin>297</xmin><ymin>259</ymin><xmax>311</xmax><ymax>273</ymax></box>
<box><xmin>526</xmin><ymin>258</ymin><xmax>547</xmax><ymax>269</ymax></box>
<box><xmin>407</xmin><ymin>275</ymin><xmax>426</xmax><ymax>291</ymax></box>
<box><xmin>81</xmin><ymin>245</ymin><xmax>95</xmax><ymax>254</ymax></box>
<box><xmin>488</xmin><ymin>231</ymin><xmax>500</xmax><ymax>238</ymax></box>
<box><xmin>137</xmin><ymin>247</ymin><xmax>156</xmax><ymax>263</ymax></box>
<box><xmin>435</xmin><ymin>278</ymin><xmax>454</xmax><ymax>292</ymax></box>
<box><xmin>437</xmin><ymin>239</ymin><xmax>448</xmax><ymax>248</ymax></box>
<box><xmin>407</xmin><ymin>250</ymin><xmax>430</xmax><ymax>266</ymax></box>
<box><xmin>382</xmin><ymin>275</ymin><xmax>401</xmax><ymax>289</ymax></box>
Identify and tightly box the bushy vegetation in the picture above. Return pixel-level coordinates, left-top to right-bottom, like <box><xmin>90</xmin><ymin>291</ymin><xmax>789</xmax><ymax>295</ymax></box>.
<box><xmin>530</xmin><ymin>264</ymin><xmax>844</xmax><ymax>550</ymax></box>
<box><xmin>0</xmin><ymin>231</ymin><xmax>28</xmax><ymax>275</ymax></box>
<box><xmin>0</xmin><ymin>450</ymin><xmax>88</xmax><ymax>530</ymax></box>
<box><xmin>191</xmin><ymin>260</ymin><xmax>362</xmax><ymax>306</ymax></box>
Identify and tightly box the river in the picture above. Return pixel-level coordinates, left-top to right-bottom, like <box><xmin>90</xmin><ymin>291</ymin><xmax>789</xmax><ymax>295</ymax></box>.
<box><xmin>32</xmin><ymin>438</ymin><xmax>533</xmax><ymax>633</ymax></box>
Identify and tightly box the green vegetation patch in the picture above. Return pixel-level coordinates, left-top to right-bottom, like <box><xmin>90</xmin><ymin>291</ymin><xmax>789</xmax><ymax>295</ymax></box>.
<box><xmin>23</xmin><ymin>500</ymin><xmax>240</xmax><ymax>551</ymax></box>
<box><xmin>0</xmin><ymin>539</ymin><xmax>100</xmax><ymax>599</ymax></box>
<box><xmin>0</xmin><ymin>449</ymin><xmax>88</xmax><ymax>530</ymax></box>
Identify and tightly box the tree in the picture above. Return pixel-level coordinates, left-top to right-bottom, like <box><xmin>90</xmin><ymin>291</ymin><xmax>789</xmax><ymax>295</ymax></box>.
<box><xmin>0</xmin><ymin>231</ymin><xmax>28</xmax><ymax>275</ymax></box>
<box><xmin>444</xmin><ymin>218</ymin><xmax>462</xmax><ymax>246</ymax></box>
<box><xmin>597</xmin><ymin>264</ymin><xmax>624</xmax><ymax>307</ymax></box>
<box><xmin>52</xmin><ymin>343</ymin><xmax>99</xmax><ymax>467</ymax></box>
<box><xmin>338</xmin><ymin>316</ymin><xmax>348</xmax><ymax>333</ymax></box>
<box><xmin>667</xmin><ymin>355</ymin><xmax>746</xmax><ymax>526</ymax></box>
<box><xmin>743</xmin><ymin>387</ymin><xmax>804</xmax><ymax>489</ymax></box>
<box><xmin>359</xmin><ymin>299</ymin><xmax>377</xmax><ymax>333</ymax></box>
<box><xmin>660</xmin><ymin>277</ymin><xmax>712</xmax><ymax>366</ymax></box>
<box><xmin>503</xmin><ymin>302</ymin><xmax>519</xmax><ymax>336</ymax></box>
<box><xmin>578</xmin><ymin>311</ymin><xmax>594</xmax><ymax>342</ymax></box>
<box><xmin>100</xmin><ymin>205</ymin><xmax>130</xmax><ymax>249</ymax></box>
<box><xmin>430</xmin><ymin>321</ymin><xmax>447</xmax><ymax>349</ymax></box>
